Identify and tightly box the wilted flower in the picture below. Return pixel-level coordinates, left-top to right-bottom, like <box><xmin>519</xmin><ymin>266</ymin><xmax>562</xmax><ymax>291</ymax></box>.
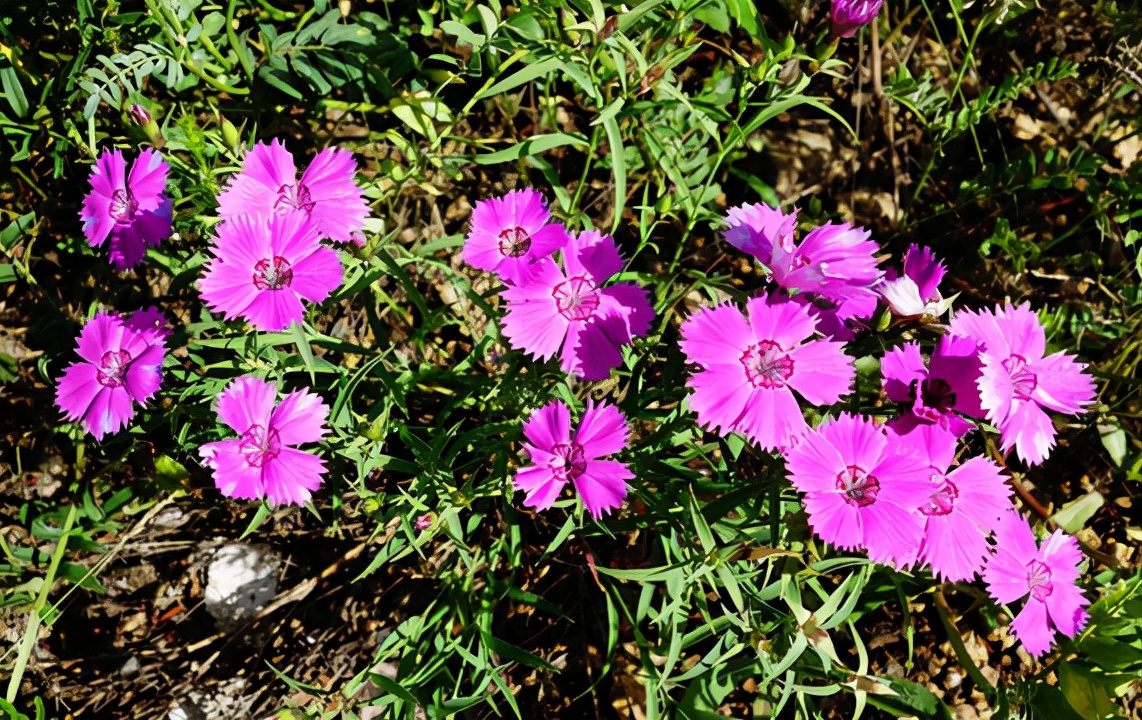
<box><xmin>462</xmin><ymin>189</ymin><xmax>570</xmax><ymax>285</ymax></box>
<box><xmin>983</xmin><ymin>511</ymin><xmax>1089</xmax><ymax>656</ymax></box>
<box><xmin>515</xmin><ymin>400</ymin><xmax>632</xmax><ymax>519</ymax></box>
<box><xmin>880</xmin><ymin>245</ymin><xmax>952</xmax><ymax>318</ymax></box>
<box><xmin>830</xmin><ymin>0</ymin><xmax>884</xmax><ymax>38</ymax></box>
<box><xmin>882</xmin><ymin>335</ymin><xmax>985</xmax><ymax>437</ymax></box>
<box><xmin>897</xmin><ymin>426</ymin><xmax>1013</xmax><ymax>581</ymax></box>
<box><xmin>55</xmin><ymin>308</ymin><xmax>168</xmax><ymax>440</ymax></box>
<box><xmin>500</xmin><ymin>230</ymin><xmax>653</xmax><ymax>381</ymax></box>
<box><xmin>949</xmin><ymin>303</ymin><xmax>1096</xmax><ymax>465</ymax></box>
<box><xmin>199</xmin><ymin>376</ymin><xmax>330</xmax><ymax>506</ymax></box>
<box><xmin>80</xmin><ymin>148</ymin><xmax>172</xmax><ymax>269</ymax></box>
<box><xmin>786</xmin><ymin>413</ymin><xmax>933</xmax><ymax>567</ymax></box>
<box><xmin>198</xmin><ymin>211</ymin><xmax>343</xmax><ymax>332</ymax></box>
<box><xmin>679</xmin><ymin>292</ymin><xmax>854</xmax><ymax>451</ymax></box>
<box><xmin>217</xmin><ymin>139</ymin><xmax>370</xmax><ymax>246</ymax></box>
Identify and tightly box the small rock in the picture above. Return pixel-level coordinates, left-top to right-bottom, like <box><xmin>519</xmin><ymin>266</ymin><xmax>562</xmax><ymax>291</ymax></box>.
<box><xmin>204</xmin><ymin>544</ymin><xmax>280</xmax><ymax>629</ymax></box>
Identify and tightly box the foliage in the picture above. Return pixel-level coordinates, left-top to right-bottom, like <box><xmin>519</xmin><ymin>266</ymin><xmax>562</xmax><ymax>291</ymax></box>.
<box><xmin>1</xmin><ymin>1</ymin><xmax>1141</xmax><ymax>719</ymax></box>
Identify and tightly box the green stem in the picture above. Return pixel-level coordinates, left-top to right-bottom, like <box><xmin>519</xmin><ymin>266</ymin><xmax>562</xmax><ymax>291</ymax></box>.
<box><xmin>5</xmin><ymin>504</ymin><xmax>77</xmax><ymax>703</ymax></box>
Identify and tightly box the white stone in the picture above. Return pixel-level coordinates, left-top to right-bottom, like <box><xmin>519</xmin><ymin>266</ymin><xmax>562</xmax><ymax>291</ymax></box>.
<box><xmin>204</xmin><ymin>543</ymin><xmax>279</xmax><ymax>628</ymax></box>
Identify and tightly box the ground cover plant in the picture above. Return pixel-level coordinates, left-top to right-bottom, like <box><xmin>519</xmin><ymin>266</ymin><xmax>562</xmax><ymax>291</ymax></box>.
<box><xmin>2</xmin><ymin>0</ymin><xmax>1142</xmax><ymax>718</ymax></box>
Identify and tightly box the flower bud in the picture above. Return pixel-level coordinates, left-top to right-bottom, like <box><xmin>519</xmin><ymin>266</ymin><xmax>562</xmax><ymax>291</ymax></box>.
<box><xmin>129</xmin><ymin>103</ymin><xmax>152</xmax><ymax>125</ymax></box>
<box><xmin>830</xmin><ymin>0</ymin><xmax>883</xmax><ymax>39</ymax></box>
<box><xmin>128</xmin><ymin>103</ymin><xmax>164</xmax><ymax>147</ymax></box>
<box><xmin>220</xmin><ymin>115</ymin><xmax>241</xmax><ymax>151</ymax></box>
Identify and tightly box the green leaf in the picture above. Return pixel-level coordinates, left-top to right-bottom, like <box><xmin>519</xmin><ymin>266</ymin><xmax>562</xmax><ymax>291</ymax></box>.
<box><xmin>1051</xmin><ymin>491</ymin><xmax>1104</xmax><ymax>534</ymax></box>
<box><xmin>476</xmin><ymin>56</ymin><xmax>562</xmax><ymax>101</ymax></box>
<box><xmin>1059</xmin><ymin>661</ymin><xmax>1115</xmax><ymax>720</ymax></box>
<box><xmin>601</xmin><ymin>113</ymin><xmax>626</xmax><ymax>231</ymax></box>
<box><xmin>473</xmin><ymin>132</ymin><xmax>589</xmax><ymax>165</ymax></box>
<box><xmin>0</xmin><ymin>64</ymin><xmax>28</xmax><ymax>118</ymax></box>
<box><xmin>865</xmin><ymin>676</ymin><xmax>953</xmax><ymax>719</ymax></box>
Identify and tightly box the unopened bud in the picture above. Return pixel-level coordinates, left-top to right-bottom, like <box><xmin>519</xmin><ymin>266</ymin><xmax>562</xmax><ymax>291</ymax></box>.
<box><xmin>129</xmin><ymin>103</ymin><xmax>152</xmax><ymax>125</ymax></box>
<box><xmin>220</xmin><ymin>115</ymin><xmax>241</xmax><ymax>151</ymax></box>
<box><xmin>128</xmin><ymin>103</ymin><xmax>164</xmax><ymax>147</ymax></box>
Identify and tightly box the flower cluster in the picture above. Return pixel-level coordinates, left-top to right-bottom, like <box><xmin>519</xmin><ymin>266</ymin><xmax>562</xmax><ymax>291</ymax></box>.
<box><xmin>684</xmin><ymin>200</ymin><xmax>1097</xmax><ymax>656</ymax></box>
<box><xmin>63</xmin><ymin>139</ymin><xmax>371</xmax><ymax>507</ymax></box>
<box><xmin>463</xmin><ymin>189</ymin><xmax>653</xmax><ymax>517</ymax></box>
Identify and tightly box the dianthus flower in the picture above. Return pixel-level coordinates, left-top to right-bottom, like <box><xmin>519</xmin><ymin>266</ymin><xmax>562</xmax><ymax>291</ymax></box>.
<box><xmin>679</xmin><ymin>292</ymin><xmax>854</xmax><ymax>451</ymax></box>
<box><xmin>830</xmin><ymin>0</ymin><xmax>884</xmax><ymax>38</ymax></box>
<box><xmin>80</xmin><ymin>148</ymin><xmax>172</xmax><ymax>269</ymax></box>
<box><xmin>882</xmin><ymin>335</ymin><xmax>985</xmax><ymax>437</ymax></box>
<box><xmin>55</xmin><ymin>307</ymin><xmax>168</xmax><ymax>440</ymax></box>
<box><xmin>879</xmin><ymin>244</ymin><xmax>951</xmax><ymax>318</ymax></box>
<box><xmin>896</xmin><ymin>426</ymin><xmax>1013</xmax><ymax>581</ymax></box>
<box><xmin>462</xmin><ymin>189</ymin><xmax>571</xmax><ymax>285</ymax></box>
<box><xmin>949</xmin><ymin>303</ymin><xmax>1096</xmax><ymax>465</ymax></box>
<box><xmin>217</xmin><ymin>139</ymin><xmax>369</xmax><ymax>246</ymax></box>
<box><xmin>515</xmin><ymin>400</ymin><xmax>632</xmax><ymax>519</ymax></box>
<box><xmin>983</xmin><ymin>511</ymin><xmax>1089</xmax><ymax>656</ymax></box>
<box><xmin>198</xmin><ymin>211</ymin><xmax>343</xmax><ymax>332</ymax></box>
<box><xmin>199</xmin><ymin>376</ymin><xmax>330</xmax><ymax>506</ymax></box>
<box><xmin>500</xmin><ymin>230</ymin><xmax>653</xmax><ymax>381</ymax></box>
<box><xmin>785</xmin><ymin>414</ymin><xmax>933</xmax><ymax>567</ymax></box>
<box><xmin>723</xmin><ymin>202</ymin><xmax>882</xmax><ymax>308</ymax></box>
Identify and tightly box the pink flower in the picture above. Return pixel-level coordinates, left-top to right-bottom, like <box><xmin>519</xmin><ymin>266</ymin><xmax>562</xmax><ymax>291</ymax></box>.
<box><xmin>786</xmin><ymin>414</ymin><xmax>933</xmax><ymax>567</ymax></box>
<box><xmin>897</xmin><ymin>426</ymin><xmax>1013</xmax><ymax>581</ymax></box>
<box><xmin>217</xmin><ymin>139</ymin><xmax>369</xmax><ymax>246</ymax></box>
<box><xmin>983</xmin><ymin>511</ymin><xmax>1089</xmax><ymax>656</ymax></box>
<box><xmin>830</xmin><ymin>0</ymin><xmax>884</xmax><ymax>38</ymax></box>
<box><xmin>790</xmin><ymin>292</ymin><xmax>878</xmax><ymax>342</ymax></box>
<box><xmin>879</xmin><ymin>245</ymin><xmax>951</xmax><ymax>318</ymax></box>
<box><xmin>515</xmin><ymin>400</ymin><xmax>632</xmax><ymax>519</ymax></box>
<box><xmin>55</xmin><ymin>308</ymin><xmax>168</xmax><ymax>440</ymax></box>
<box><xmin>724</xmin><ymin>202</ymin><xmax>798</xmax><ymax>268</ymax></box>
<box><xmin>882</xmin><ymin>335</ymin><xmax>985</xmax><ymax>437</ymax></box>
<box><xmin>198</xmin><ymin>211</ymin><xmax>343</xmax><ymax>332</ymax></box>
<box><xmin>949</xmin><ymin>303</ymin><xmax>1096</xmax><ymax>465</ymax></box>
<box><xmin>679</xmin><ymin>292</ymin><xmax>854</xmax><ymax>451</ymax></box>
<box><xmin>500</xmin><ymin>230</ymin><xmax>653</xmax><ymax>381</ymax></box>
<box><xmin>462</xmin><ymin>189</ymin><xmax>570</xmax><ymax>285</ymax></box>
<box><xmin>723</xmin><ymin>203</ymin><xmax>882</xmax><ymax>308</ymax></box>
<box><xmin>80</xmin><ymin>148</ymin><xmax>172</xmax><ymax>269</ymax></box>
<box><xmin>199</xmin><ymin>376</ymin><xmax>330</xmax><ymax>506</ymax></box>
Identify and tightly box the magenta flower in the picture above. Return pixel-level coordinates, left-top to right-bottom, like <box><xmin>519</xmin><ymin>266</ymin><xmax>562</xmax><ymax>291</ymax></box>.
<box><xmin>724</xmin><ymin>202</ymin><xmax>798</xmax><ymax>269</ymax></box>
<box><xmin>462</xmin><ymin>189</ymin><xmax>571</xmax><ymax>285</ymax></box>
<box><xmin>217</xmin><ymin>139</ymin><xmax>369</xmax><ymax>246</ymax></box>
<box><xmin>54</xmin><ymin>308</ymin><xmax>168</xmax><ymax>440</ymax></box>
<box><xmin>830</xmin><ymin>0</ymin><xmax>884</xmax><ymax>38</ymax></box>
<box><xmin>514</xmin><ymin>400</ymin><xmax>633</xmax><ymax>519</ymax></box>
<box><xmin>199</xmin><ymin>376</ymin><xmax>330</xmax><ymax>506</ymax></box>
<box><xmin>786</xmin><ymin>414</ymin><xmax>934</xmax><ymax>567</ymax></box>
<box><xmin>679</xmin><ymin>292</ymin><xmax>854</xmax><ymax>451</ymax></box>
<box><xmin>882</xmin><ymin>335</ymin><xmax>985</xmax><ymax>437</ymax></box>
<box><xmin>724</xmin><ymin>203</ymin><xmax>882</xmax><ymax>308</ymax></box>
<box><xmin>879</xmin><ymin>245</ymin><xmax>951</xmax><ymax>318</ymax></box>
<box><xmin>500</xmin><ymin>230</ymin><xmax>653</xmax><ymax>381</ymax></box>
<box><xmin>897</xmin><ymin>426</ymin><xmax>1013</xmax><ymax>581</ymax></box>
<box><xmin>198</xmin><ymin>211</ymin><xmax>343</xmax><ymax>332</ymax></box>
<box><xmin>949</xmin><ymin>303</ymin><xmax>1096</xmax><ymax>465</ymax></box>
<box><xmin>983</xmin><ymin>511</ymin><xmax>1089</xmax><ymax>656</ymax></box>
<box><xmin>80</xmin><ymin>148</ymin><xmax>172</xmax><ymax>269</ymax></box>
<box><xmin>790</xmin><ymin>292</ymin><xmax>878</xmax><ymax>342</ymax></box>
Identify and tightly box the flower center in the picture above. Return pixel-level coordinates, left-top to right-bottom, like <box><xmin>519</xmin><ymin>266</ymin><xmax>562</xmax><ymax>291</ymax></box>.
<box><xmin>109</xmin><ymin>189</ymin><xmax>138</xmax><ymax>224</ymax></box>
<box><xmin>1027</xmin><ymin>559</ymin><xmax>1054</xmax><ymax>601</ymax></box>
<box><xmin>909</xmin><ymin>377</ymin><xmax>957</xmax><ymax>422</ymax></box>
<box><xmin>836</xmin><ymin>465</ymin><xmax>880</xmax><ymax>507</ymax></box>
<box><xmin>96</xmin><ymin>349</ymin><xmax>133</xmax><ymax>388</ymax></box>
<box><xmin>239</xmin><ymin>424</ymin><xmax>282</xmax><ymax>468</ymax></box>
<box><xmin>552</xmin><ymin>275</ymin><xmax>600</xmax><ymax>321</ymax></box>
<box><xmin>921</xmin><ymin>478</ymin><xmax>959</xmax><ymax>516</ymax></box>
<box><xmin>252</xmin><ymin>256</ymin><xmax>294</xmax><ymax>291</ymax></box>
<box><xmin>273</xmin><ymin>182</ymin><xmax>316</xmax><ymax>214</ymax></box>
<box><xmin>740</xmin><ymin>340</ymin><xmax>794</xmax><ymax>388</ymax></box>
<box><xmin>1002</xmin><ymin>355</ymin><xmax>1038</xmax><ymax>401</ymax></box>
<box><xmin>497</xmin><ymin>227</ymin><xmax>532</xmax><ymax>258</ymax></box>
<box><xmin>551</xmin><ymin>442</ymin><xmax>587</xmax><ymax>481</ymax></box>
